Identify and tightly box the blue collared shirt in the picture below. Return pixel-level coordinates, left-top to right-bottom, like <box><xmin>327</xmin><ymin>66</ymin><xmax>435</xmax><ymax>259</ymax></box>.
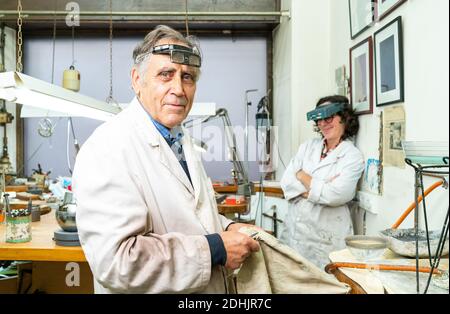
<box><xmin>150</xmin><ymin>118</ymin><xmax>183</xmax><ymax>147</ymax></box>
<box><xmin>149</xmin><ymin>116</ymin><xmax>192</xmax><ymax>185</ymax></box>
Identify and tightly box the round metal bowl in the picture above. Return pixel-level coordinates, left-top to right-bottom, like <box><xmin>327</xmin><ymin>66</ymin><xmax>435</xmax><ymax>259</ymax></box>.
<box><xmin>55</xmin><ymin>204</ymin><xmax>77</xmax><ymax>232</ymax></box>
<box><xmin>345</xmin><ymin>235</ymin><xmax>388</xmax><ymax>261</ymax></box>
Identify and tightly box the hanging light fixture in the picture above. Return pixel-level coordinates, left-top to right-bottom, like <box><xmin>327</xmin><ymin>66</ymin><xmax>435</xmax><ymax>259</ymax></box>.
<box><xmin>0</xmin><ymin>0</ymin><xmax>121</xmax><ymax>122</ymax></box>
<box><xmin>1</xmin><ymin>71</ymin><xmax>121</xmax><ymax>121</ymax></box>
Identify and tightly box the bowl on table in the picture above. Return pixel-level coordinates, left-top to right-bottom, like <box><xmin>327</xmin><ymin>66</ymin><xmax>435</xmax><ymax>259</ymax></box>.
<box><xmin>380</xmin><ymin>228</ymin><xmax>449</xmax><ymax>258</ymax></box>
<box><xmin>345</xmin><ymin>235</ymin><xmax>388</xmax><ymax>261</ymax></box>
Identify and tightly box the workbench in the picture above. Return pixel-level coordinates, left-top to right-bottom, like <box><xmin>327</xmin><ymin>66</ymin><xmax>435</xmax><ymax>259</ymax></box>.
<box><xmin>0</xmin><ymin>210</ymin><xmax>86</xmax><ymax>262</ymax></box>
<box><xmin>214</xmin><ymin>182</ymin><xmax>285</xmax><ymax>199</ymax></box>
<box><xmin>0</xmin><ymin>210</ymin><xmax>93</xmax><ymax>293</ymax></box>
<box><xmin>214</xmin><ymin>182</ymin><xmax>285</xmax><ymax>217</ymax></box>
<box><xmin>328</xmin><ymin>248</ymin><xmax>449</xmax><ymax>294</ymax></box>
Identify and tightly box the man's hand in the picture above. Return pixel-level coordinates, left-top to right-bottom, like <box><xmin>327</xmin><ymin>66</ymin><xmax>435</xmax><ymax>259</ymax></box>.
<box><xmin>220</xmin><ymin>231</ymin><xmax>260</xmax><ymax>270</ymax></box>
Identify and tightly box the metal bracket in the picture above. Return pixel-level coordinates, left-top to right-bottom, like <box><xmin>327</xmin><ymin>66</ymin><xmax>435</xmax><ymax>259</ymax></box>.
<box><xmin>280</xmin><ymin>10</ymin><xmax>291</xmax><ymax>19</ymax></box>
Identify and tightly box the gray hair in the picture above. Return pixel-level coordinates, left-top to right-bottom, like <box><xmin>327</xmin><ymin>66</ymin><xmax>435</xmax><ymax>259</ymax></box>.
<box><xmin>132</xmin><ymin>25</ymin><xmax>202</xmax><ymax>80</ymax></box>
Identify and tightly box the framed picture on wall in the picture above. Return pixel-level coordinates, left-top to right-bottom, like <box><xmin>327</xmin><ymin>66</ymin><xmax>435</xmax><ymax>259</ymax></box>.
<box><xmin>377</xmin><ymin>0</ymin><xmax>407</xmax><ymax>21</ymax></box>
<box><xmin>350</xmin><ymin>37</ymin><xmax>373</xmax><ymax>115</ymax></box>
<box><xmin>349</xmin><ymin>0</ymin><xmax>376</xmax><ymax>39</ymax></box>
<box><xmin>374</xmin><ymin>16</ymin><xmax>404</xmax><ymax>107</ymax></box>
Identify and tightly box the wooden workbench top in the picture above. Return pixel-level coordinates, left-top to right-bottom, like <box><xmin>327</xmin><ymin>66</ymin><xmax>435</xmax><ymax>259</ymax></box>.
<box><xmin>214</xmin><ymin>182</ymin><xmax>285</xmax><ymax>199</ymax></box>
<box><xmin>0</xmin><ymin>210</ymin><xmax>86</xmax><ymax>262</ymax></box>
<box><xmin>328</xmin><ymin>249</ymin><xmax>449</xmax><ymax>294</ymax></box>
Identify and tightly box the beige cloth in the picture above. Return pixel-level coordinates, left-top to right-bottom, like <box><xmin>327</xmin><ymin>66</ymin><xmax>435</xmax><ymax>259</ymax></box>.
<box><xmin>73</xmin><ymin>97</ymin><xmax>234</xmax><ymax>294</ymax></box>
<box><xmin>236</xmin><ymin>228</ymin><xmax>350</xmax><ymax>294</ymax></box>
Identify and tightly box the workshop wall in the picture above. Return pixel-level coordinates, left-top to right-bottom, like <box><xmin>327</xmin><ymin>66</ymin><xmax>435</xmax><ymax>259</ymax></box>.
<box><xmin>274</xmin><ymin>0</ymin><xmax>449</xmax><ymax>234</ymax></box>
<box><xmin>328</xmin><ymin>0</ymin><xmax>449</xmax><ymax>234</ymax></box>
<box><xmin>273</xmin><ymin>0</ymin><xmax>332</xmax><ymax>174</ymax></box>
<box><xmin>23</xmin><ymin>35</ymin><xmax>267</xmax><ymax>182</ymax></box>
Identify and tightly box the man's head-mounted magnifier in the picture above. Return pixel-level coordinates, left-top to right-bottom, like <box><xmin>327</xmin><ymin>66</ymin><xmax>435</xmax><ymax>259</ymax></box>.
<box><xmin>151</xmin><ymin>44</ymin><xmax>202</xmax><ymax>67</ymax></box>
<box><xmin>306</xmin><ymin>102</ymin><xmax>346</xmax><ymax>122</ymax></box>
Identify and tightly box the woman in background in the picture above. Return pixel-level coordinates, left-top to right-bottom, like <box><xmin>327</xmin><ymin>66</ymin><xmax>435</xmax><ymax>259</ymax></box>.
<box><xmin>280</xmin><ymin>95</ymin><xmax>364</xmax><ymax>269</ymax></box>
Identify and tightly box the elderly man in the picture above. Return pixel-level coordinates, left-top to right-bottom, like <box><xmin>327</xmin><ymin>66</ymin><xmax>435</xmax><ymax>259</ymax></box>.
<box><xmin>73</xmin><ymin>25</ymin><xmax>259</xmax><ymax>294</ymax></box>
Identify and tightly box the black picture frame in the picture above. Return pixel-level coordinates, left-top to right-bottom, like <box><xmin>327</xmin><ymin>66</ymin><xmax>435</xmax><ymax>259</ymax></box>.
<box><xmin>377</xmin><ymin>0</ymin><xmax>407</xmax><ymax>21</ymax></box>
<box><xmin>350</xmin><ymin>36</ymin><xmax>374</xmax><ymax>115</ymax></box>
<box><xmin>349</xmin><ymin>0</ymin><xmax>376</xmax><ymax>40</ymax></box>
<box><xmin>374</xmin><ymin>16</ymin><xmax>404</xmax><ymax>107</ymax></box>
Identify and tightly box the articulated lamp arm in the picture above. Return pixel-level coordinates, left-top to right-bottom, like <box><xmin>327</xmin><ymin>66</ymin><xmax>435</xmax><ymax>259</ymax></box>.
<box><xmin>184</xmin><ymin>108</ymin><xmax>253</xmax><ymax>197</ymax></box>
<box><xmin>218</xmin><ymin>109</ymin><xmax>249</xmax><ymax>187</ymax></box>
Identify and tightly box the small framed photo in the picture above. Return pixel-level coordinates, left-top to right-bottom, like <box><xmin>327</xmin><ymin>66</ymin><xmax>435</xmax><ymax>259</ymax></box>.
<box><xmin>374</xmin><ymin>16</ymin><xmax>404</xmax><ymax>107</ymax></box>
<box><xmin>348</xmin><ymin>0</ymin><xmax>376</xmax><ymax>39</ymax></box>
<box><xmin>377</xmin><ymin>0</ymin><xmax>407</xmax><ymax>21</ymax></box>
<box><xmin>350</xmin><ymin>37</ymin><xmax>373</xmax><ymax>115</ymax></box>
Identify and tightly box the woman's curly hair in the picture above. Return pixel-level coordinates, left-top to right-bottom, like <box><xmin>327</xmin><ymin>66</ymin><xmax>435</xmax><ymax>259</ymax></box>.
<box><xmin>313</xmin><ymin>95</ymin><xmax>359</xmax><ymax>140</ymax></box>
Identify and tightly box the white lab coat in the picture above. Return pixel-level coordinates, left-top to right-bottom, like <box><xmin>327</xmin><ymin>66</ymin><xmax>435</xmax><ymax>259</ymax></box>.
<box><xmin>72</xmin><ymin>97</ymin><xmax>234</xmax><ymax>294</ymax></box>
<box><xmin>280</xmin><ymin>138</ymin><xmax>364</xmax><ymax>270</ymax></box>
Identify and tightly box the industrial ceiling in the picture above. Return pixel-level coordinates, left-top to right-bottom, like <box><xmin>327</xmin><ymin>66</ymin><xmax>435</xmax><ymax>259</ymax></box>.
<box><xmin>0</xmin><ymin>0</ymin><xmax>286</xmax><ymax>34</ymax></box>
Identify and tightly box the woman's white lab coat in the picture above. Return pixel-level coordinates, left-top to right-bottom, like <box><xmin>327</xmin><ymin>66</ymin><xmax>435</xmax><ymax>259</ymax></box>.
<box><xmin>72</xmin><ymin>98</ymin><xmax>234</xmax><ymax>294</ymax></box>
<box><xmin>280</xmin><ymin>138</ymin><xmax>364</xmax><ymax>270</ymax></box>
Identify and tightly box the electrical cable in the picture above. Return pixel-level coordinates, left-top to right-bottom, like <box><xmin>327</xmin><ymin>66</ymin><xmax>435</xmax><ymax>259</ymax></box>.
<box><xmin>423</xmin><ymin>207</ymin><xmax>449</xmax><ymax>294</ymax></box>
<box><xmin>71</xmin><ymin>25</ymin><xmax>75</xmax><ymax>67</ymax></box>
<box><xmin>275</xmin><ymin>135</ymin><xmax>287</xmax><ymax>171</ymax></box>
<box><xmin>184</xmin><ymin>0</ymin><xmax>190</xmax><ymax>36</ymax></box>
<box><xmin>38</xmin><ymin>0</ymin><xmax>59</xmax><ymax>138</ymax></box>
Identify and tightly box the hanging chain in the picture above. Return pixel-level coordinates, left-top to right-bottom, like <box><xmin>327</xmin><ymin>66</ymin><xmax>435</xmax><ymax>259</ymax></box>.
<box><xmin>38</xmin><ymin>0</ymin><xmax>59</xmax><ymax>139</ymax></box>
<box><xmin>106</xmin><ymin>0</ymin><xmax>118</xmax><ymax>106</ymax></box>
<box><xmin>51</xmin><ymin>0</ymin><xmax>57</xmax><ymax>83</ymax></box>
<box><xmin>1</xmin><ymin>25</ymin><xmax>6</xmax><ymax>73</ymax></box>
<box><xmin>1</xmin><ymin>25</ymin><xmax>6</xmax><ymax>109</ymax></box>
<box><xmin>185</xmin><ymin>0</ymin><xmax>190</xmax><ymax>37</ymax></box>
<box><xmin>16</xmin><ymin>0</ymin><xmax>23</xmax><ymax>72</ymax></box>
<box><xmin>107</xmin><ymin>0</ymin><xmax>114</xmax><ymax>102</ymax></box>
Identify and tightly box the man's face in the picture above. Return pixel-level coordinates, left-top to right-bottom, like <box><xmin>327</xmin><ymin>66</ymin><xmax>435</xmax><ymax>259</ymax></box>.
<box><xmin>132</xmin><ymin>39</ymin><xmax>199</xmax><ymax>129</ymax></box>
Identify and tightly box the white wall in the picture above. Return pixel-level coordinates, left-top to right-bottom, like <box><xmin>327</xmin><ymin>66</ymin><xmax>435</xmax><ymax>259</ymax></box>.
<box><xmin>273</xmin><ymin>0</ymin><xmax>293</xmax><ymax>174</ymax></box>
<box><xmin>273</xmin><ymin>0</ymin><xmax>333</xmax><ymax>179</ymax></box>
<box><xmin>23</xmin><ymin>36</ymin><xmax>267</xmax><ymax>181</ymax></box>
<box><xmin>330</xmin><ymin>0</ymin><xmax>449</xmax><ymax>234</ymax></box>
<box><xmin>274</xmin><ymin>0</ymin><xmax>449</xmax><ymax>235</ymax></box>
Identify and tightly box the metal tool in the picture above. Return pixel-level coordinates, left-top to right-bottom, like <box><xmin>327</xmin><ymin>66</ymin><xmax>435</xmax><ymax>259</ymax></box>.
<box><xmin>150</xmin><ymin>44</ymin><xmax>202</xmax><ymax>67</ymax></box>
<box><xmin>263</xmin><ymin>205</ymin><xmax>283</xmax><ymax>238</ymax></box>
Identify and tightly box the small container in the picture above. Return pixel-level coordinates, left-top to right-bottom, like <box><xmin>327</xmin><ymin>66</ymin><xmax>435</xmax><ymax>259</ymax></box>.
<box><xmin>1</xmin><ymin>195</ymin><xmax>7</xmax><ymax>223</ymax></box>
<box><xmin>5</xmin><ymin>212</ymin><xmax>32</xmax><ymax>243</ymax></box>
<box><xmin>31</xmin><ymin>206</ymin><xmax>41</xmax><ymax>222</ymax></box>
<box><xmin>0</xmin><ymin>200</ymin><xmax>5</xmax><ymax>223</ymax></box>
<box><xmin>3</xmin><ymin>194</ymin><xmax>32</xmax><ymax>243</ymax></box>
